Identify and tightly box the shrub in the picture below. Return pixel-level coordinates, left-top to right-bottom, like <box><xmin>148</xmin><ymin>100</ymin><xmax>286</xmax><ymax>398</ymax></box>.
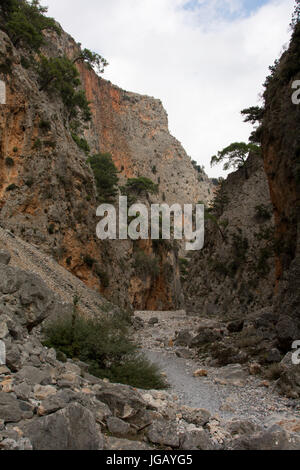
<box><xmin>255</xmin><ymin>204</ymin><xmax>271</xmax><ymax>221</ymax></box>
<box><xmin>5</xmin><ymin>0</ymin><xmax>61</xmax><ymax>51</ymax></box>
<box><xmin>13</xmin><ymin>146</ymin><xmax>18</xmax><ymax>153</ymax></box>
<box><xmin>125</xmin><ymin>177</ymin><xmax>159</xmax><ymax>195</ymax></box>
<box><xmin>32</xmin><ymin>138</ymin><xmax>42</xmax><ymax>150</ymax></box>
<box><xmin>43</xmin><ymin>311</ymin><xmax>167</xmax><ymax>389</ymax></box>
<box><xmin>38</xmin><ymin>56</ymin><xmax>91</xmax><ymax>122</ymax></box>
<box><xmin>48</xmin><ymin>223</ymin><xmax>55</xmax><ymax>234</ymax></box>
<box><xmin>71</xmin><ymin>133</ymin><xmax>90</xmax><ymax>153</ymax></box>
<box><xmin>88</xmin><ymin>153</ymin><xmax>119</xmax><ymax>203</ymax></box>
<box><xmin>5</xmin><ymin>157</ymin><xmax>14</xmax><ymax>167</ymax></box>
<box><xmin>6</xmin><ymin>183</ymin><xmax>17</xmax><ymax>191</ymax></box>
<box><xmin>39</xmin><ymin>119</ymin><xmax>51</xmax><ymax>132</ymax></box>
<box><xmin>82</xmin><ymin>254</ymin><xmax>95</xmax><ymax>268</ymax></box>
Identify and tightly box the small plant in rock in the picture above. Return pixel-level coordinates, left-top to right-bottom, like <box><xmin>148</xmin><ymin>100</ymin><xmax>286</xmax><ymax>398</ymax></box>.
<box><xmin>125</xmin><ymin>177</ymin><xmax>159</xmax><ymax>196</ymax></box>
<box><xmin>88</xmin><ymin>153</ymin><xmax>119</xmax><ymax>203</ymax></box>
<box><xmin>255</xmin><ymin>204</ymin><xmax>272</xmax><ymax>221</ymax></box>
<box><xmin>5</xmin><ymin>157</ymin><xmax>14</xmax><ymax>167</ymax></box>
<box><xmin>71</xmin><ymin>133</ymin><xmax>90</xmax><ymax>153</ymax></box>
<box><xmin>39</xmin><ymin>119</ymin><xmax>51</xmax><ymax>132</ymax></box>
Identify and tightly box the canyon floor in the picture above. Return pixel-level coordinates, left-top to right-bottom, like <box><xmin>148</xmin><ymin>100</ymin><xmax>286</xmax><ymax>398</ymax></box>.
<box><xmin>134</xmin><ymin>310</ymin><xmax>300</xmax><ymax>429</ymax></box>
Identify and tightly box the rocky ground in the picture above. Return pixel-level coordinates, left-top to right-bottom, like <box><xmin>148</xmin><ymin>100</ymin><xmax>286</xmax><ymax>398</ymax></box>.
<box><xmin>0</xmin><ymin>246</ymin><xmax>300</xmax><ymax>450</ymax></box>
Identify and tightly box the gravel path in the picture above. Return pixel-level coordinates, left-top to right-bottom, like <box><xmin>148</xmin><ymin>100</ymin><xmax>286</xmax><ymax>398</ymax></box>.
<box><xmin>135</xmin><ymin>310</ymin><xmax>300</xmax><ymax>426</ymax></box>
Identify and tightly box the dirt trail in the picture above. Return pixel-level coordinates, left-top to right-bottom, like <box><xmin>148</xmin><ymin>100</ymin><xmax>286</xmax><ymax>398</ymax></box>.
<box><xmin>134</xmin><ymin>310</ymin><xmax>300</xmax><ymax>426</ymax></box>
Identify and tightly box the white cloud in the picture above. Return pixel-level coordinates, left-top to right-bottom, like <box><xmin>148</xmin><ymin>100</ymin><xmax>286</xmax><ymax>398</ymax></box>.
<box><xmin>44</xmin><ymin>0</ymin><xmax>294</xmax><ymax>177</ymax></box>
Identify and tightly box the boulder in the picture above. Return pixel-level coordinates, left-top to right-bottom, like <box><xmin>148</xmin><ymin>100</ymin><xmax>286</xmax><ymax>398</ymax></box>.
<box><xmin>96</xmin><ymin>383</ymin><xmax>146</xmax><ymax>419</ymax></box>
<box><xmin>106</xmin><ymin>417</ymin><xmax>131</xmax><ymax>437</ymax></box>
<box><xmin>230</xmin><ymin>426</ymin><xmax>300</xmax><ymax>450</ymax></box>
<box><xmin>22</xmin><ymin>403</ymin><xmax>104</xmax><ymax>450</ymax></box>
<box><xmin>266</xmin><ymin>348</ymin><xmax>282</xmax><ymax>364</ymax></box>
<box><xmin>190</xmin><ymin>329</ymin><xmax>222</xmax><ymax>348</ymax></box>
<box><xmin>175</xmin><ymin>330</ymin><xmax>193</xmax><ymax>347</ymax></box>
<box><xmin>180</xmin><ymin>429</ymin><xmax>215</xmax><ymax>450</ymax></box>
<box><xmin>147</xmin><ymin>419</ymin><xmax>180</xmax><ymax>448</ymax></box>
<box><xmin>0</xmin><ymin>392</ymin><xmax>34</xmax><ymax>423</ymax></box>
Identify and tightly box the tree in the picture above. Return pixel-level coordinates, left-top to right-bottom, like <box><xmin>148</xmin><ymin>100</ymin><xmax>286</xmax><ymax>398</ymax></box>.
<box><xmin>88</xmin><ymin>153</ymin><xmax>119</xmax><ymax>203</ymax></box>
<box><xmin>241</xmin><ymin>106</ymin><xmax>264</xmax><ymax>125</ymax></box>
<box><xmin>241</xmin><ymin>106</ymin><xmax>264</xmax><ymax>144</ymax></box>
<box><xmin>5</xmin><ymin>0</ymin><xmax>60</xmax><ymax>50</ymax></box>
<box><xmin>38</xmin><ymin>56</ymin><xmax>91</xmax><ymax>121</ymax></box>
<box><xmin>73</xmin><ymin>48</ymin><xmax>108</xmax><ymax>76</ymax></box>
<box><xmin>125</xmin><ymin>177</ymin><xmax>159</xmax><ymax>196</ymax></box>
<box><xmin>291</xmin><ymin>0</ymin><xmax>300</xmax><ymax>30</ymax></box>
<box><xmin>211</xmin><ymin>142</ymin><xmax>260</xmax><ymax>179</ymax></box>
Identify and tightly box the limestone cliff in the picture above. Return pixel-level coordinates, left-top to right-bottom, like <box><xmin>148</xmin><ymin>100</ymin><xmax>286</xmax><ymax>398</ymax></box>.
<box><xmin>0</xmin><ymin>25</ymin><xmax>212</xmax><ymax>311</ymax></box>
<box><xmin>261</xmin><ymin>22</ymin><xmax>300</xmax><ymax>352</ymax></box>
<box><xmin>184</xmin><ymin>151</ymin><xmax>275</xmax><ymax>318</ymax></box>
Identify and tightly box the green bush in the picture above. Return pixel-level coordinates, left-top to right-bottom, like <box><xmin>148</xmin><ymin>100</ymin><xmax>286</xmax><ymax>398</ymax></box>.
<box><xmin>38</xmin><ymin>56</ymin><xmax>92</xmax><ymax>122</ymax></box>
<box><xmin>43</xmin><ymin>312</ymin><xmax>167</xmax><ymax>390</ymax></box>
<box><xmin>4</xmin><ymin>0</ymin><xmax>60</xmax><ymax>51</ymax></box>
<box><xmin>5</xmin><ymin>157</ymin><xmax>14</xmax><ymax>167</ymax></box>
<box><xmin>6</xmin><ymin>183</ymin><xmax>17</xmax><ymax>191</ymax></box>
<box><xmin>88</xmin><ymin>153</ymin><xmax>119</xmax><ymax>203</ymax></box>
<box><xmin>39</xmin><ymin>119</ymin><xmax>51</xmax><ymax>132</ymax></box>
<box><xmin>71</xmin><ymin>133</ymin><xmax>90</xmax><ymax>153</ymax></box>
<box><xmin>125</xmin><ymin>177</ymin><xmax>159</xmax><ymax>195</ymax></box>
<box><xmin>255</xmin><ymin>204</ymin><xmax>271</xmax><ymax>221</ymax></box>
<box><xmin>82</xmin><ymin>254</ymin><xmax>95</xmax><ymax>268</ymax></box>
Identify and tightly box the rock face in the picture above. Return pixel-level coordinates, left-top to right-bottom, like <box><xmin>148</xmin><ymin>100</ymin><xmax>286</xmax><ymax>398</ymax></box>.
<box><xmin>261</xmin><ymin>23</ymin><xmax>300</xmax><ymax>355</ymax></box>
<box><xmin>0</xmin><ymin>25</ymin><xmax>212</xmax><ymax>311</ymax></box>
<box><xmin>184</xmin><ymin>151</ymin><xmax>275</xmax><ymax>318</ymax></box>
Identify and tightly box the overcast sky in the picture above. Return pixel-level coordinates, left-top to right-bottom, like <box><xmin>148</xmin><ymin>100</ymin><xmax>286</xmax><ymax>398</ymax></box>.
<box><xmin>44</xmin><ymin>0</ymin><xmax>294</xmax><ymax>177</ymax></box>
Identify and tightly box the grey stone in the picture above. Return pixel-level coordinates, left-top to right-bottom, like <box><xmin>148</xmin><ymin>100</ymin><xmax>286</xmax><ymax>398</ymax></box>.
<box><xmin>105</xmin><ymin>436</ymin><xmax>153</xmax><ymax>450</ymax></box>
<box><xmin>147</xmin><ymin>419</ymin><xmax>180</xmax><ymax>448</ymax></box>
<box><xmin>15</xmin><ymin>366</ymin><xmax>54</xmax><ymax>386</ymax></box>
<box><xmin>14</xmin><ymin>382</ymin><xmax>32</xmax><ymax>401</ymax></box>
<box><xmin>175</xmin><ymin>330</ymin><xmax>193</xmax><ymax>347</ymax></box>
<box><xmin>0</xmin><ymin>249</ymin><xmax>11</xmax><ymax>265</ymax></box>
<box><xmin>107</xmin><ymin>417</ymin><xmax>131</xmax><ymax>437</ymax></box>
<box><xmin>0</xmin><ymin>392</ymin><xmax>33</xmax><ymax>423</ymax></box>
<box><xmin>0</xmin><ymin>438</ymin><xmax>33</xmax><ymax>451</ymax></box>
<box><xmin>214</xmin><ymin>364</ymin><xmax>248</xmax><ymax>386</ymax></box>
<box><xmin>231</xmin><ymin>426</ymin><xmax>300</xmax><ymax>450</ymax></box>
<box><xmin>190</xmin><ymin>329</ymin><xmax>222</xmax><ymax>348</ymax></box>
<box><xmin>96</xmin><ymin>383</ymin><xmax>146</xmax><ymax>419</ymax></box>
<box><xmin>180</xmin><ymin>429</ymin><xmax>215</xmax><ymax>450</ymax></box>
<box><xmin>149</xmin><ymin>317</ymin><xmax>159</xmax><ymax>326</ymax></box>
<box><xmin>22</xmin><ymin>403</ymin><xmax>104</xmax><ymax>450</ymax></box>
<box><xmin>266</xmin><ymin>348</ymin><xmax>282</xmax><ymax>364</ymax></box>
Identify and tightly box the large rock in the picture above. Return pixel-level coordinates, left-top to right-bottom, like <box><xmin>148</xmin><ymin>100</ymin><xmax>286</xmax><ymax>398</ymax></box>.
<box><xmin>277</xmin><ymin>352</ymin><xmax>300</xmax><ymax>398</ymax></box>
<box><xmin>180</xmin><ymin>429</ymin><xmax>215</xmax><ymax>450</ymax></box>
<box><xmin>190</xmin><ymin>329</ymin><xmax>222</xmax><ymax>348</ymax></box>
<box><xmin>96</xmin><ymin>383</ymin><xmax>146</xmax><ymax>419</ymax></box>
<box><xmin>175</xmin><ymin>330</ymin><xmax>193</xmax><ymax>347</ymax></box>
<box><xmin>230</xmin><ymin>426</ymin><xmax>300</xmax><ymax>450</ymax></box>
<box><xmin>0</xmin><ymin>392</ymin><xmax>34</xmax><ymax>423</ymax></box>
<box><xmin>214</xmin><ymin>364</ymin><xmax>248</xmax><ymax>386</ymax></box>
<box><xmin>147</xmin><ymin>419</ymin><xmax>180</xmax><ymax>448</ymax></box>
<box><xmin>22</xmin><ymin>403</ymin><xmax>104</xmax><ymax>450</ymax></box>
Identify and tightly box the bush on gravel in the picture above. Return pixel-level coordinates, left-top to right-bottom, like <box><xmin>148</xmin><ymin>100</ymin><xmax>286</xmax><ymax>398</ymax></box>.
<box><xmin>43</xmin><ymin>310</ymin><xmax>168</xmax><ymax>390</ymax></box>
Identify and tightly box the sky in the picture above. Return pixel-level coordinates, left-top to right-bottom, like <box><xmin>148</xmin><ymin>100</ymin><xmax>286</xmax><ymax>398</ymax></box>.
<box><xmin>44</xmin><ymin>0</ymin><xmax>295</xmax><ymax>178</ymax></box>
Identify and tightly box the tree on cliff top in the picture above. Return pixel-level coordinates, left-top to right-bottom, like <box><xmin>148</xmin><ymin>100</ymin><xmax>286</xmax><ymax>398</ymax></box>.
<box><xmin>73</xmin><ymin>48</ymin><xmax>109</xmax><ymax>76</ymax></box>
<box><xmin>211</xmin><ymin>142</ymin><xmax>260</xmax><ymax>180</ymax></box>
<box><xmin>291</xmin><ymin>0</ymin><xmax>300</xmax><ymax>30</ymax></box>
<box><xmin>3</xmin><ymin>0</ymin><xmax>60</xmax><ymax>50</ymax></box>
